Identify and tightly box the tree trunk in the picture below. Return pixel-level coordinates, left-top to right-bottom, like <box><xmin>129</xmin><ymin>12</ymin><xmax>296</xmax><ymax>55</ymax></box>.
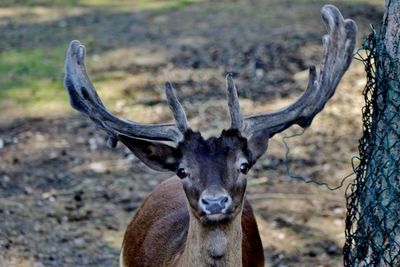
<box><xmin>356</xmin><ymin>0</ymin><xmax>400</xmax><ymax>265</ymax></box>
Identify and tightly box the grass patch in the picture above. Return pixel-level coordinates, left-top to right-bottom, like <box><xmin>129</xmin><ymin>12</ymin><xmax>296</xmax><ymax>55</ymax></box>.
<box><xmin>0</xmin><ymin>46</ymin><xmax>69</xmax><ymax>115</ymax></box>
<box><xmin>0</xmin><ymin>47</ymin><xmax>64</xmax><ymax>90</ymax></box>
<box><xmin>2</xmin><ymin>79</ymin><xmax>68</xmax><ymax>109</ymax></box>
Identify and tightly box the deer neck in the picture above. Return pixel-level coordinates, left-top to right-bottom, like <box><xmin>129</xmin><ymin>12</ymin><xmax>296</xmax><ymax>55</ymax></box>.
<box><xmin>178</xmin><ymin>209</ymin><xmax>243</xmax><ymax>267</ymax></box>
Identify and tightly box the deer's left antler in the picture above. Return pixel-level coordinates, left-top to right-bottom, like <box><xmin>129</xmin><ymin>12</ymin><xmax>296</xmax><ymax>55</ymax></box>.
<box><xmin>226</xmin><ymin>5</ymin><xmax>357</xmax><ymax>140</ymax></box>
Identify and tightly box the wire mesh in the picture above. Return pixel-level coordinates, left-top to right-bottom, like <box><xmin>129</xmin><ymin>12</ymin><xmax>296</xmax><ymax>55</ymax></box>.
<box><xmin>343</xmin><ymin>21</ymin><xmax>400</xmax><ymax>266</ymax></box>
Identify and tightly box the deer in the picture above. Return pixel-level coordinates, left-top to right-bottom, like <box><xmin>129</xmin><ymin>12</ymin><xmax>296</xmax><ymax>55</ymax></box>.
<box><xmin>63</xmin><ymin>5</ymin><xmax>356</xmax><ymax>267</ymax></box>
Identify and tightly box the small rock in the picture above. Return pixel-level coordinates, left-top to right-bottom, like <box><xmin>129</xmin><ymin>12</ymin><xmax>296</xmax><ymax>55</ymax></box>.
<box><xmin>0</xmin><ymin>138</ymin><xmax>4</xmax><ymax>149</ymax></box>
<box><xmin>2</xmin><ymin>175</ymin><xmax>10</xmax><ymax>182</ymax></box>
<box><xmin>73</xmin><ymin>238</ymin><xmax>85</xmax><ymax>247</ymax></box>
<box><xmin>49</xmin><ymin>151</ymin><xmax>58</xmax><ymax>159</ymax></box>
<box><xmin>94</xmin><ymin>186</ymin><xmax>105</xmax><ymax>193</ymax></box>
<box><xmin>42</xmin><ymin>191</ymin><xmax>57</xmax><ymax>202</ymax></box>
<box><xmin>88</xmin><ymin>137</ymin><xmax>98</xmax><ymax>150</ymax></box>
<box><xmin>325</xmin><ymin>243</ymin><xmax>341</xmax><ymax>255</ymax></box>
<box><xmin>23</xmin><ymin>186</ymin><xmax>33</xmax><ymax>195</ymax></box>
<box><xmin>332</xmin><ymin>207</ymin><xmax>343</xmax><ymax>215</ymax></box>
<box><xmin>115</xmin><ymin>100</ymin><xmax>126</xmax><ymax>111</ymax></box>
<box><xmin>118</xmin><ymin>190</ymin><xmax>132</xmax><ymax>204</ymax></box>
<box><xmin>256</xmin><ymin>68</ymin><xmax>264</xmax><ymax>79</ymax></box>
<box><xmin>272</xmin><ymin>231</ymin><xmax>286</xmax><ymax>240</ymax></box>
<box><xmin>72</xmin><ymin>156</ymin><xmax>82</xmax><ymax>164</ymax></box>
<box><xmin>89</xmin><ymin>162</ymin><xmax>107</xmax><ymax>173</ymax></box>
<box><xmin>33</xmin><ymin>223</ymin><xmax>41</xmax><ymax>232</ymax></box>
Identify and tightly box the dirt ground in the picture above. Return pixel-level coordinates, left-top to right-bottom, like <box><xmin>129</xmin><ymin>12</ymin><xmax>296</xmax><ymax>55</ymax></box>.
<box><xmin>0</xmin><ymin>0</ymin><xmax>384</xmax><ymax>266</ymax></box>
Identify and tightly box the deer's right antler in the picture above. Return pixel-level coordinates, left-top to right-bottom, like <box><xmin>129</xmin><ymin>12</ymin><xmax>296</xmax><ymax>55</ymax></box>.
<box><xmin>64</xmin><ymin>40</ymin><xmax>188</xmax><ymax>146</ymax></box>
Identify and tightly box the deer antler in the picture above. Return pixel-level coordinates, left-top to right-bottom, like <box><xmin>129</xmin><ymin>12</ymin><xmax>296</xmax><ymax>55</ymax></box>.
<box><xmin>66</xmin><ymin>5</ymin><xmax>356</xmax><ymax>148</ymax></box>
<box><xmin>226</xmin><ymin>5</ymin><xmax>357</xmax><ymax>139</ymax></box>
<box><xmin>64</xmin><ymin>40</ymin><xmax>187</xmax><ymax>146</ymax></box>
<box><xmin>226</xmin><ymin>73</ymin><xmax>244</xmax><ymax>130</ymax></box>
<box><xmin>165</xmin><ymin>82</ymin><xmax>189</xmax><ymax>133</ymax></box>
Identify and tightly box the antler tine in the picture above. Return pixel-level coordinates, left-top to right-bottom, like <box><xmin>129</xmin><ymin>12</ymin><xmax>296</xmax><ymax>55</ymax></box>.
<box><xmin>165</xmin><ymin>82</ymin><xmax>189</xmax><ymax>133</ymax></box>
<box><xmin>64</xmin><ymin>40</ymin><xmax>183</xmax><ymax>146</ymax></box>
<box><xmin>226</xmin><ymin>74</ymin><xmax>244</xmax><ymax>130</ymax></box>
<box><xmin>243</xmin><ymin>5</ymin><xmax>357</xmax><ymax>138</ymax></box>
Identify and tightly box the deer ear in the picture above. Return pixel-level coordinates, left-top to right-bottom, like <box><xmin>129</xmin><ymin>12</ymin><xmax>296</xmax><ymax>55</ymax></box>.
<box><xmin>247</xmin><ymin>132</ymin><xmax>269</xmax><ymax>163</ymax></box>
<box><xmin>118</xmin><ymin>134</ymin><xmax>179</xmax><ymax>172</ymax></box>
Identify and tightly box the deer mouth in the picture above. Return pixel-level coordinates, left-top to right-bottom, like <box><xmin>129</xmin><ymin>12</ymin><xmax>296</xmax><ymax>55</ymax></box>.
<box><xmin>200</xmin><ymin>212</ymin><xmax>233</xmax><ymax>224</ymax></box>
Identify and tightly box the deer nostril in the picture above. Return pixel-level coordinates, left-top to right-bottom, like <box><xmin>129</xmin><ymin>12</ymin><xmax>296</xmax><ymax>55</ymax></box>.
<box><xmin>201</xmin><ymin>198</ymin><xmax>210</xmax><ymax>206</ymax></box>
<box><xmin>220</xmin><ymin>196</ymin><xmax>229</xmax><ymax>204</ymax></box>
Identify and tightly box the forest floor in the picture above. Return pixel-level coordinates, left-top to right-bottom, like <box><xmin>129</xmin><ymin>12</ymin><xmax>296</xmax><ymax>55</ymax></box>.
<box><xmin>0</xmin><ymin>0</ymin><xmax>384</xmax><ymax>266</ymax></box>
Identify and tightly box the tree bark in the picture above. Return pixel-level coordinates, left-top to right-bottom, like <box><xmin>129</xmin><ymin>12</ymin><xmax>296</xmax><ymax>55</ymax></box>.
<box><xmin>357</xmin><ymin>0</ymin><xmax>400</xmax><ymax>265</ymax></box>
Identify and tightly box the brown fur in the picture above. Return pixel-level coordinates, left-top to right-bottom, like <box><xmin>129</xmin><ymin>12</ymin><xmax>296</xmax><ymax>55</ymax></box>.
<box><xmin>121</xmin><ymin>177</ymin><xmax>264</xmax><ymax>267</ymax></box>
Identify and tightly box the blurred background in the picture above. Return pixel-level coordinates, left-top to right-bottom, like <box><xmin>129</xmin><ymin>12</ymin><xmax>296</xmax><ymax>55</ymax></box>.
<box><xmin>0</xmin><ymin>0</ymin><xmax>384</xmax><ymax>266</ymax></box>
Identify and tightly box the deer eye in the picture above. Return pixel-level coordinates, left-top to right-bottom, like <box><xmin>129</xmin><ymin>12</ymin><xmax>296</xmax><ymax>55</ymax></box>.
<box><xmin>176</xmin><ymin>168</ymin><xmax>188</xmax><ymax>179</ymax></box>
<box><xmin>239</xmin><ymin>163</ymin><xmax>250</xmax><ymax>174</ymax></box>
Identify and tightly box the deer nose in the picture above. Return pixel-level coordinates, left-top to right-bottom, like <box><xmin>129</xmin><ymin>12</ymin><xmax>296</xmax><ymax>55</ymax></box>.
<box><xmin>200</xmin><ymin>195</ymin><xmax>231</xmax><ymax>214</ymax></box>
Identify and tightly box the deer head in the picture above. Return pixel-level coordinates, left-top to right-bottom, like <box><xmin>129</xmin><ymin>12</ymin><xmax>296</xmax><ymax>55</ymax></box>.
<box><xmin>64</xmin><ymin>5</ymin><xmax>356</xmax><ymax>225</ymax></box>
